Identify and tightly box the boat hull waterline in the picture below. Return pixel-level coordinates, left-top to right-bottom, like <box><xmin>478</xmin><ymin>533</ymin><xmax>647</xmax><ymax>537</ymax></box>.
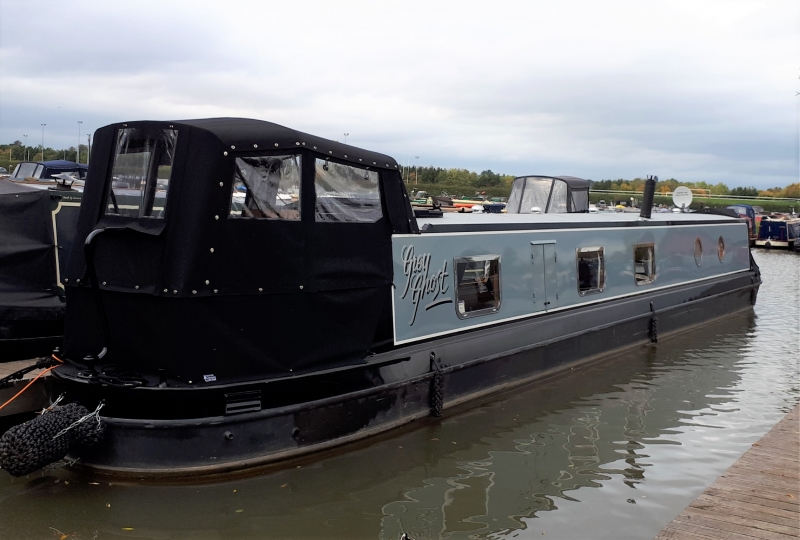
<box><xmin>60</xmin><ymin>272</ymin><xmax>756</xmax><ymax>477</ymax></box>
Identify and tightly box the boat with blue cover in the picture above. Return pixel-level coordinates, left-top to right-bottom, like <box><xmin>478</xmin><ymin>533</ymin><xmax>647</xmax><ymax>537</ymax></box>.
<box><xmin>10</xmin><ymin>117</ymin><xmax>760</xmax><ymax>477</ymax></box>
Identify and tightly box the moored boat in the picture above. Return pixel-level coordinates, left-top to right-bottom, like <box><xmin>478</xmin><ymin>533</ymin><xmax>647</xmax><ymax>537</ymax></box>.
<box><xmin>0</xmin><ymin>178</ymin><xmax>82</xmax><ymax>360</ymax></box>
<box><xmin>755</xmin><ymin>215</ymin><xmax>800</xmax><ymax>249</ymax></box>
<box><xmin>7</xmin><ymin>118</ymin><xmax>760</xmax><ymax>477</ymax></box>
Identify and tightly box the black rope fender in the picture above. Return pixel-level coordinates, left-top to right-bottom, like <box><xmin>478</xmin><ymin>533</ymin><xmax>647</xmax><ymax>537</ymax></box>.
<box><xmin>430</xmin><ymin>352</ymin><xmax>444</xmax><ymax>417</ymax></box>
<box><xmin>649</xmin><ymin>301</ymin><xmax>658</xmax><ymax>344</ymax></box>
<box><xmin>0</xmin><ymin>401</ymin><xmax>105</xmax><ymax>477</ymax></box>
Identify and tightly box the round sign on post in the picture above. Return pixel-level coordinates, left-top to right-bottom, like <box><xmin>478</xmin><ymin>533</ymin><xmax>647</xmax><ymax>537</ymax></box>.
<box><xmin>672</xmin><ymin>186</ymin><xmax>693</xmax><ymax>211</ymax></box>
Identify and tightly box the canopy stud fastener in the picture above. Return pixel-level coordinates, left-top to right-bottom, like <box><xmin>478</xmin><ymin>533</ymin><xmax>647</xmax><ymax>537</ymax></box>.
<box><xmin>64</xmin><ymin>278</ymin><xmax>69</xmax><ymax>283</ymax></box>
<box><xmin>173</xmin><ymin>290</ymin><xmax>177</xmax><ymax>294</ymax></box>
<box><xmin>102</xmin><ymin>281</ymin><xmax>106</xmax><ymax>286</ymax></box>
<box><xmin>135</xmin><ymin>285</ymin><xmax>139</xmax><ymax>290</ymax></box>
<box><xmin>170</xmin><ymin>125</ymin><xmax>174</xmax><ymax>128</ymax></box>
<box><xmin>258</xmin><ymin>288</ymin><xmax>263</xmax><ymax>292</ymax></box>
<box><xmin>205</xmin><ymin>280</ymin><xmax>210</xmax><ymax>285</ymax></box>
<box><xmin>223</xmin><ymin>151</ymin><xmax>228</xmax><ymax>156</ymax></box>
<box><xmin>210</xmin><ymin>248</ymin><xmax>215</xmax><ymax>253</ymax></box>
<box><xmin>192</xmin><ymin>290</ymin><xmax>197</xmax><ymax>295</ymax></box>
<box><xmin>213</xmin><ymin>289</ymin><xmax>218</xmax><ymax>294</ymax></box>
<box><xmin>219</xmin><ymin>182</ymin><xmax>223</xmax><ymax>187</ymax></box>
<box><xmin>230</xmin><ymin>145</ymin><xmax>235</xmax><ymax>150</ymax></box>
<box><xmin>359</xmin><ymin>159</ymin><xmax>362</xmax><ymax>162</ymax></box>
<box><xmin>123</xmin><ymin>124</ymin><xmax>127</xmax><ymax>127</ymax></box>
<box><xmin>214</xmin><ymin>215</ymin><xmax>219</xmax><ymax>220</ymax></box>
<box><xmin>373</xmin><ymin>162</ymin><xmax>376</xmax><ymax>165</ymax></box>
<box><xmin>163</xmin><ymin>289</ymin><xmax>168</xmax><ymax>293</ymax></box>
<box><xmin>76</xmin><ymin>279</ymin><xmax>80</xmax><ymax>284</ymax></box>
<box><xmin>344</xmin><ymin>155</ymin><xmax>348</xmax><ymax>158</ymax></box>
<box><xmin>274</xmin><ymin>143</ymin><xmax>279</xmax><ymax>147</ymax></box>
<box><xmin>295</xmin><ymin>142</ymin><xmax>300</xmax><ymax>146</ymax></box>
<box><xmin>329</xmin><ymin>150</ymin><xmax>333</xmax><ymax>154</ymax></box>
<box><xmin>313</xmin><ymin>146</ymin><xmax>317</xmax><ymax>150</ymax></box>
<box><xmin>299</xmin><ymin>285</ymin><xmax>304</xmax><ymax>290</ymax></box>
<box><xmin>253</xmin><ymin>144</ymin><xmax>258</xmax><ymax>148</ymax></box>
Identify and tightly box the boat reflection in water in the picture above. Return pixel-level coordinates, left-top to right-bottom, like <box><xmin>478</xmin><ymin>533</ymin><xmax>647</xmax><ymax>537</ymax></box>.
<box><xmin>0</xmin><ymin>310</ymin><xmax>758</xmax><ymax>539</ymax></box>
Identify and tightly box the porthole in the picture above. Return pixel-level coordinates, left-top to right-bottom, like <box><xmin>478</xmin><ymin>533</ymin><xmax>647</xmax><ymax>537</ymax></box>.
<box><xmin>694</xmin><ymin>237</ymin><xmax>703</xmax><ymax>266</ymax></box>
<box><xmin>717</xmin><ymin>236</ymin><xmax>725</xmax><ymax>262</ymax></box>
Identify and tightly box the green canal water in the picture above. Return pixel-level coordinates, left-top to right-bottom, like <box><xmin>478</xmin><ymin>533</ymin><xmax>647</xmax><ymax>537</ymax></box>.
<box><xmin>0</xmin><ymin>250</ymin><xmax>797</xmax><ymax>539</ymax></box>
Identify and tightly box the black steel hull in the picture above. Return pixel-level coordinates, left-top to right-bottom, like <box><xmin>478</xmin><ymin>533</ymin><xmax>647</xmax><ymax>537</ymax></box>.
<box><xmin>54</xmin><ymin>270</ymin><xmax>758</xmax><ymax>477</ymax></box>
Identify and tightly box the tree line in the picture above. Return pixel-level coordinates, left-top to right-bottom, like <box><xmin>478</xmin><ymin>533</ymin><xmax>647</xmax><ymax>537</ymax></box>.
<box><xmin>2</xmin><ymin>139</ymin><xmax>797</xmax><ymax>199</ymax></box>
<box><xmin>402</xmin><ymin>166</ymin><xmax>516</xmax><ymax>188</ymax></box>
<box><xmin>0</xmin><ymin>141</ymin><xmax>89</xmax><ymax>169</ymax></box>
<box><xmin>591</xmin><ymin>178</ymin><xmax>800</xmax><ymax>199</ymax></box>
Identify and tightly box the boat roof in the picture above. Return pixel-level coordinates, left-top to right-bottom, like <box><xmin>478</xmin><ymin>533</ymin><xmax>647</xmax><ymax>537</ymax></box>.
<box><xmin>119</xmin><ymin>118</ymin><xmax>400</xmax><ymax>171</ymax></box>
<box><xmin>0</xmin><ymin>178</ymin><xmax>39</xmax><ymax>194</ymax></box>
<box><xmin>416</xmin><ymin>210</ymin><xmax>744</xmax><ymax>233</ymax></box>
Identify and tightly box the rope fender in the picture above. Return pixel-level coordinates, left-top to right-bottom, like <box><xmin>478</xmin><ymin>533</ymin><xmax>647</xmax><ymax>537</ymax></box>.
<box><xmin>649</xmin><ymin>301</ymin><xmax>658</xmax><ymax>343</ymax></box>
<box><xmin>430</xmin><ymin>352</ymin><xmax>444</xmax><ymax>417</ymax></box>
<box><xmin>0</xmin><ymin>401</ymin><xmax>105</xmax><ymax>477</ymax></box>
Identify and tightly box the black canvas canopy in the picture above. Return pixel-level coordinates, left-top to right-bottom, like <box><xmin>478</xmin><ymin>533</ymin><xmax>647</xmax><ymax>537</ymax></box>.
<box><xmin>63</xmin><ymin>118</ymin><xmax>417</xmax><ymax>384</ymax></box>
<box><xmin>0</xmin><ymin>180</ymin><xmax>65</xmax><ymax>355</ymax></box>
<box><xmin>506</xmin><ymin>175</ymin><xmax>590</xmax><ymax>213</ymax></box>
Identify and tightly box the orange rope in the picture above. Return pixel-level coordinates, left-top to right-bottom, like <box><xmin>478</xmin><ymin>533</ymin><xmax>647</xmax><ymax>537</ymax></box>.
<box><xmin>0</xmin><ymin>355</ymin><xmax>64</xmax><ymax>412</ymax></box>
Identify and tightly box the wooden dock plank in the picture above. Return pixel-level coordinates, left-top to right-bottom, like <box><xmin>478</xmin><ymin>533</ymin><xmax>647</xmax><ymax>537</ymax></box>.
<box><xmin>654</xmin><ymin>404</ymin><xmax>800</xmax><ymax>540</ymax></box>
<box><xmin>692</xmin><ymin>493</ymin><xmax>799</xmax><ymax>522</ymax></box>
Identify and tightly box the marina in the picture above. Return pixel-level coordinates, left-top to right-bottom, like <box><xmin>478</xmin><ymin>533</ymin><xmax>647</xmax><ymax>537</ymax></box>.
<box><xmin>0</xmin><ymin>249</ymin><xmax>795</xmax><ymax>538</ymax></box>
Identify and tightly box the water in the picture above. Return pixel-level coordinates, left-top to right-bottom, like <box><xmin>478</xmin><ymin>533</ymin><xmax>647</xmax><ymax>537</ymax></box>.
<box><xmin>0</xmin><ymin>250</ymin><xmax>797</xmax><ymax>540</ymax></box>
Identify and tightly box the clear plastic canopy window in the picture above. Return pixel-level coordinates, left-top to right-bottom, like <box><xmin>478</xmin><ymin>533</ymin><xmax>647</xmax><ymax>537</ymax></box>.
<box><xmin>106</xmin><ymin>128</ymin><xmax>178</xmax><ymax>219</ymax></box>
<box><xmin>508</xmin><ymin>177</ymin><xmax>552</xmax><ymax>213</ymax></box>
<box><xmin>230</xmin><ymin>155</ymin><xmax>301</xmax><ymax>220</ymax></box>
<box><xmin>314</xmin><ymin>159</ymin><xmax>382</xmax><ymax>223</ymax></box>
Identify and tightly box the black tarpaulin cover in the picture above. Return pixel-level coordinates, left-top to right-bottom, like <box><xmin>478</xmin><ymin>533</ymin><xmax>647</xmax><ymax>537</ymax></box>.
<box><xmin>63</xmin><ymin>118</ymin><xmax>417</xmax><ymax>383</ymax></box>
<box><xmin>0</xmin><ymin>183</ymin><xmax>64</xmax><ymax>337</ymax></box>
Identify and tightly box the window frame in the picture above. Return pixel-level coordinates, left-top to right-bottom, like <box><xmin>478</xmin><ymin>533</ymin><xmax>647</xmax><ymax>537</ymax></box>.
<box><xmin>694</xmin><ymin>237</ymin><xmax>703</xmax><ymax>266</ymax></box>
<box><xmin>104</xmin><ymin>127</ymin><xmax>178</xmax><ymax>220</ymax></box>
<box><xmin>313</xmin><ymin>157</ymin><xmax>383</xmax><ymax>223</ymax></box>
<box><xmin>453</xmin><ymin>254</ymin><xmax>502</xmax><ymax>319</ymax></box>
<box><xmin>576</xmin><ymin>246</ymin><xmax>606</xmax><ymax>296</ymax></box>
<box><xmin>633</xmin><ymin>243</ymin><xmax>656</xmax><ymax>286</ymax></box>
<box><xmin>228</xmin><ymin>153</ymin><xmax>303</xmax><ymax>221</ymax></box>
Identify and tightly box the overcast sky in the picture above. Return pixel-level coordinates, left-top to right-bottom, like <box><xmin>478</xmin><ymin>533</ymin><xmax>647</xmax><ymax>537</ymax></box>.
<box><xmin>0</xmin><ymin>0</ymin><xmax>797</xmax><ymax>188</ymax></box>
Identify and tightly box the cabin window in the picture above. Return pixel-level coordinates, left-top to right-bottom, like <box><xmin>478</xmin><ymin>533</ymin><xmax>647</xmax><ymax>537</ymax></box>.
<box><xmin>694</xmin><ymin>237</ymin><xmax>703</xmax><ymax>266</ymax></box>
<box><xmin>314</xmin><ymin>159</ymin><xmax>382</xmax><ymax>222</ymax></box>
<box><xmin>717</xmin><ymin>236</ymin><xmax>725</xmax><ymax>262</ymax></box>
<box><xmin>106</xmin><ymin>127</ymin><xmax>178</xmax><ymax>218</ymax></box>
<box><xmin>634</xmin><ymin>243</ymin><xmax>656</xmax><ymax>285</ymax></box>
<box><xmin>229</xmin><ymin>155</ymin><xmax>301</xmax><ymax>220</ymax></box>
<box><xmin>454</xmin><ymin>256</ymin><xmax>501</xmax><ymax>319</ymax></box>
<box><xmin>576</xmin><ymin>247</ymin><xmax>605</xmax><ymax>295</ymax></box>
<box><xmin>13</xmin><ymin>162</ymin><xmax>39</xmax><ymax>179</ymax></box>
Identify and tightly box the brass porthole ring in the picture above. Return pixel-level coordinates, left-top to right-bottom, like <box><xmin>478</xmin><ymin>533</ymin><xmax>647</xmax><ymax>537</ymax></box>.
<box><xmin>694</xmin><ymin>237</ymin><xmax>703</xmax><ymax>266</ymax></box>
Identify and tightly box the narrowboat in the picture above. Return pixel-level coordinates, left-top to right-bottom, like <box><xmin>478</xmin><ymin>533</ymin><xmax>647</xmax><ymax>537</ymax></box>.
<box><xmin>0</xmin><ymin>178</ymin><xmax>82</xmax><ymax>360</ymax></box>
<box><xmin>40</xmin><ymin>118</ymin><xmax>759</xmax><ymax>477</ymax></box>
<box><xmin>755</xmin><ymin>215</ymin><xmax>800</xmax><ymax>249</ymax></box>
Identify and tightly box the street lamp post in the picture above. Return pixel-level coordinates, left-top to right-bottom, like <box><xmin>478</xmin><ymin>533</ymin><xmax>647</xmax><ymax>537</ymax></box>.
<box><xmin>87</xmin><ymin>134</ymin><xmax>92</xmax><ymax>162</ymax></box>
<box><xmin>40</xmin><ymin>124</ymin><xmax>46</xmax><ymax>161</ymax></box>
<box><xmin>77</xmin><ymin>121</ymin><xmax>83</xmax><ymax>164</ymax></box>
<box><xmin>343</xmin><ymin>132</ymin><xmax>349</xmax><ymax>145</ymax></box>
<box><xmin>23</xmin><ymin>135</ymin><xmax>27</xmax><ymax>161</ymax></box>
<box><xmin>414</xmin><ymin>156</ymin><xmax>419</xmax><ymax>185</ymax></box>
